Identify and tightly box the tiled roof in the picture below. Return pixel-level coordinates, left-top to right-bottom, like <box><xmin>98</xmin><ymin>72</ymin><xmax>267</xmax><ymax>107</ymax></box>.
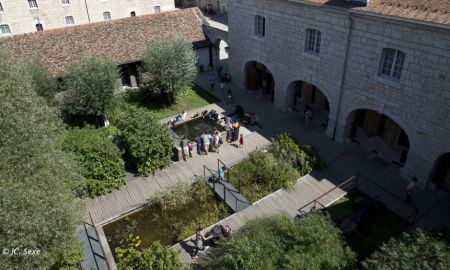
<box><xmin>0</xmin><ymin>8</ymin><xmax>209</xmax><ymax>77</ymax></box>
<box><xmin>299</xmin><ymin>0</ymin><xmax>450</xmax><ymax>25</ymax></box>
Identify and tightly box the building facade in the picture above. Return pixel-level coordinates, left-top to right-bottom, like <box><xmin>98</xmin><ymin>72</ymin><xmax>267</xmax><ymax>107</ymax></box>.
<box><xmin>228</xmin><ymin>0</ymin><xmax>450</xmax><ymax>187</ymax></box>
<box><xmin>177</xmin><ymin>0</ymin><xmax>227</xmax><ymax>15</ymax></box>
<box><xmin>0</xmin><ymin>0</ymin><xmax>175</xmax><ymax>36</ymax></box>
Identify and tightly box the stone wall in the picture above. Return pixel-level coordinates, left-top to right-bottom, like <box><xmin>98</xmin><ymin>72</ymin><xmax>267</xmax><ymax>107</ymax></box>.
<box><xmin>0</xmin><ymin>0</ymin><xmax>175</xmax><ymax>36</ymax></box>
<box><xmin>228</xmin><ymin>0</ymin><xmax>450</xmax><ymax>186</ymax></box>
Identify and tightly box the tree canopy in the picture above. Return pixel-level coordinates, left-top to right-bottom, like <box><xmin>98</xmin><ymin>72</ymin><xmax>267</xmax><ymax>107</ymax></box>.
<box><xmin>63</xmin><ymin>55</ymin><xmax>119</xmax><ymax>122</ymax></box>
<box><xmin>204</xmin><ymin>212</ymin><xmax>356</xmax><ymax>270</ymax></box>
<box><xmin>20</xmin><ymin>59</ymin><xmax>59</xmax><ymax>104</ymax></box>
<box><xmin>142</xmin><ymin>35</ymin><xmax>198</xmax><ymax>104</ymax></box>
<box><xmin>363</xmin><ymin>229</ymin><xmax>450</xmax><ymax>270</ymax></box>
<box><xmin>0</xmin><ymin>49</ymin><xmax>85</xmax><ymax>269</ymax></box>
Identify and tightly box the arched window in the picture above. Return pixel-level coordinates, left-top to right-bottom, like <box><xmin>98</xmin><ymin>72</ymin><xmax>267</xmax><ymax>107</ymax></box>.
<box><xmin>35</xmin><ymin>23</ymin><xmax>43</xmax><ymax>31</ymax></box>
<box><xmin>254</xmin><ymin>15</ymin><xmax>265</xmax><ymax>37</ymax></box>
<box><xmin>28</xmin><ymin>0</ymin><xmax>38</xmax><ymax>9</ymax></box>
<box><xmin>305</xmin><ymin>28</ymin><xmax>321</xmax><ymax>54</ymax></box>
<box><xmin>154</xmin><ymin>6</ymin><xmax>161</xmax><ymax>13</ymax></box>
<box><xmin>65</xmin><ymin>16</ymin><xmax>75</xmax><ymax>25</ymax></box>
<box><xmin>0</xmin><ymin>24</ymin><xmax>11</xmax><ymax>35</ymax></box>
<box><xmin>103</xmin><ymin>11</ymin><xmax>111</xmax><ymax>20</ymax></box>
<box><xmin>379</xmin><ymin>48</ymin><xmax>405</xmax><ymax>79</ymax></box>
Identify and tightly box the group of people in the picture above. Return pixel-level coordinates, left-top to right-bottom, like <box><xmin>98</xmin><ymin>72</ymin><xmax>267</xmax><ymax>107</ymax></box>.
<box><xmin>193</xmin><ymin>224</ymin><xmax>231</xmax><ymax>259</ymax></box>
<box><xmin>165</xmin><ymin>111</ymin><xmax>187</xmax><ymax>127</ymax></box>
<box><xmin>195</xmin><ymin>130</ymin><xmax>224</xmax><ymax>156</ymax></box>
<box><xmin>223</xmin><ymin>116</ymin><xmax>244</xmax><ymax>147</ymax></box>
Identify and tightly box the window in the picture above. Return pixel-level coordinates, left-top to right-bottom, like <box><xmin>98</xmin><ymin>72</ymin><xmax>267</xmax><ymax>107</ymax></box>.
<box><xmin>61</xmin><ymin>0</ymin><xmax>70</xmax><ymax>4</ymax></box>
<box><xmin>154</xmin><ymin>6</ymin><xmax>160</xmax><ymax>13</ymax></box>
<box><xmin>103</xmin><ymin>11</ymin><xmax>111</xmax><ymax>20</ymax></box>
<box><xmin>0</xmin><ymin>24</ymin><xmax>11</xmax><ymax>35</ymax></box>
<box><xmin>254</xmin><ymin>15</ymin><xmax>265</xmax><ymax>37</ymax></box>
<box><xmin>130</xmin><ymin>11</ymin><xmax>136</xmax><ymax>17</ymax></box>
<box><xmin>305</xmin><ymin>28</ymin><xmax>321</xmax><ymax>54</ymax></box>
<box><xmin>35</xmin><ymin>23</ymin><xmax>43</xmax><ymax>31</ymax></box>
<box><xmin>65</xmin><ymin>16</ymin><xmax>75</xmax><ymax>25</ymax></box>
<box><xmin>0</xmin><ymin>2</ymin><xmax>4</xmax><ymax>12</ymax></box>
<box><xmin>28</xmin><ymin>0</ymin><xmax>38</xmax><ymax>9</ymax></box>
<box><xmin>379</xmin><ymin>48</ymin><xmax>405</xmax><ymax>79</ymax></box>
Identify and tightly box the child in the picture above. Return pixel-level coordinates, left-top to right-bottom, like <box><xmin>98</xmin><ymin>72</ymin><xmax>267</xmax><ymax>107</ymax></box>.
<box><xmin>239</xmin><ymin>134</ymin><xmax>244</xmax><ymax>148</ymax></box>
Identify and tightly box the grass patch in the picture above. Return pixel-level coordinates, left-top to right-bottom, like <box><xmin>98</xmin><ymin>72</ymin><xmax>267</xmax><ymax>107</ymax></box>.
<box><xmin>116</xmin><ymin>85</ymin><xmax>219</xmax><ymax>120</ymax></box>
<box><xmin>326</xmin><ymin>189</ymin><xmax>409</xmax><ymax>261</ymax></box>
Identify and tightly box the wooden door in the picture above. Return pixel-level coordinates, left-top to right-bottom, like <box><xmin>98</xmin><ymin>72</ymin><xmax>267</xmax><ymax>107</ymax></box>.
<box><xmin>246</xmin><ymin>66</ymin><xmax>257</xmax><ymax>91</ymax></box>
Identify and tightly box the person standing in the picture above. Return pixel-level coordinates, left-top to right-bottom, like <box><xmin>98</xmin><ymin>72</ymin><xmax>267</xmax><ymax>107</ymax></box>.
<box><xmin>226</xmin><ymin>128</ymin><xmax>233</xmax><ymax>143</ymax></box>
<box><xmin>239</xmin><ymin>134</ymin><xmax>244</xmax><ymax>148</ymax></box>
<box><xmin>218</xmin><ymin>166</ymin><xmax>226</xmax><ymax>181</ymax></box>
<box><xmin>203</xmin><ymin>133</ymin><xmax>210</xmax><ymax>155</ymax></box>
<box><xmin>214</xmin><ymin>131</ymin><xmax>221</xmax><ymax>153</ymax></box>
<box><xmin>180</xmin><ymin>137</ymin><xmax>189</xmax><ymax>161</ymax></box>
<box><xmin>209</xmin><ymin>72</ymin><xmax>216</xmax><ymax>92</ymax></box>
<box><xmin>406</xmin><ymin>177</ymin><xmax>417</xmax><ymax>204</ymax></box>
<box><xmin>196</xmin><ymin>134</ymin><xmax>202</xmax><ymax>155</ymax></box>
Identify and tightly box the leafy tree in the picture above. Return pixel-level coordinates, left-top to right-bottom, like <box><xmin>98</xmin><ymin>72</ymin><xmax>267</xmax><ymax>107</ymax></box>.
<box><xmin>0</xmin><ymin>48</ymin><xmax>85</xmax><ymax>269</ymax></box>
<box><xmin>63</xmin><ymin>55</ymin><xmax>119</xmax><ymax>125</ymax></box>
<box><xmin>363</xmin><ymin>229</ymin><xmax>450</xmax><ymax>270</ymax></box>
<box><xmin>142</xmin><ymin>35</ymin><xmax>198</xmax><ymax>104</ymax></box>
<box><xmin>112</xmin><ymin>105</ymin><xmax>173</xmax><ymax>176</ymax></box>
<box><xmin>62</xmin><ymin>126</ymin><xmax>126</xmax><ymax>197</ymax></box>
<box><xmin>204</xmin><ymin>212</ymin><xmax>356</xmax><ymax>270</ymax></box>
<box><xmin>20</xmin><ymin>60</ymin><xmax>59</xmax><ymax>104</ymax></box>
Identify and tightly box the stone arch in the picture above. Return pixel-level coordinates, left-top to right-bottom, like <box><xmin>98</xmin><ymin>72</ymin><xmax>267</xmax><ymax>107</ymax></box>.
<box><xmin>429</xmin><ymin>152</ymin><xmax>450</xmax><ymax>190</ymax></box>
<box><xmin>286</xmin><ymin>80</ymin><xmax>332</xmax><ymax>127</ymax></box>
<box><xmin>343</xmin><ymin>107</ymin><xmax>412</xmax><ymax>166</ymax></box>
<box><xmin>243</xmin><ymin>60</ymin><xmax>276</xmax><ymax>103</ymax></box>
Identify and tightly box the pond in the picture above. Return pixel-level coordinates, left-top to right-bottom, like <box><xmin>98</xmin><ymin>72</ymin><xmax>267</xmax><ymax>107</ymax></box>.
<box><xmin>103</xmin><ymin>181</ymin><xmax>231</xmax><ymax>256</ymax></box>
<box><xmin>171</xmin><ymin>117</ymin><xmax>225</xmax><ymax>142</ymax></box>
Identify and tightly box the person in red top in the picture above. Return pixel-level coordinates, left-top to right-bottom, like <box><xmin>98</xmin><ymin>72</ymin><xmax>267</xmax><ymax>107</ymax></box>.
<box><xmin>239</xmin><ymin>134</ymin><xmax>244</xmax><ymax>148</ymax></box>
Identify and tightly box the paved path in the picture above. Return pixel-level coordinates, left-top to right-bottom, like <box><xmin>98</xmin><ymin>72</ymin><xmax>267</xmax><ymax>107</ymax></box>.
<box><xmin>196</xmin><ymin>69</ymin><xmax>450</xmax><ymax>231</ymax></box>
<box><xmin>87</xmin><ymin>132</ymin><xmax>270</xmax><ymax>225</ymax></box>
<box><xmin>172</xmin><ymin>174</ymin><xmax>348</xmax><ymax>265</ymax></box>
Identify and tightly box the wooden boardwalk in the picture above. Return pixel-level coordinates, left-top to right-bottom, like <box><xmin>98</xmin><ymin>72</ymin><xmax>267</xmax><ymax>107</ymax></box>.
<box><xmin>86</xmin><ymin>132</ymin><xmax>271</xmax><ymax>225</ymax></box>
<box><xmin>207</xmin><ymin>178</ymin><xmax>251</xmax><ymax>212</ymax></box>
<box><xmin>172</xmin><ymin>174</ymin><xmax>348</xmax><ymax>265</ymax></box>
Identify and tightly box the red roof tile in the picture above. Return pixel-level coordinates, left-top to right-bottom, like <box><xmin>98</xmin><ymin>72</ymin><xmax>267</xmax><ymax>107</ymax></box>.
<box><xmin>0</xmin><ymin>8</ymin><xmax>208</xmax><ymax>77</ymax></box>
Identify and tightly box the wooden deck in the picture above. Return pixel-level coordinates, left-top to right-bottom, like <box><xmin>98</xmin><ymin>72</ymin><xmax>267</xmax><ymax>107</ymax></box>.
<box><xmin>86</xmin><ymin>132</ymin><xmax>271</xmax><ymax>225</ymax></box>
<box><xmin>172</xmin><ymin>174</ymin><xmax>348</xmax><ymax>265</ymax></box>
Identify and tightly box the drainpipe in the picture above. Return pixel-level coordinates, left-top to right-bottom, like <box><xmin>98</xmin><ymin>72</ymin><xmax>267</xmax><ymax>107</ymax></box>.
<box><xmin>84</xmin><ymin>0</ymin><xmax>91</xmax><ymax>23</ymax></box>
<box><xmin>333</xmin><ymin>13</ymin><xmax>353</xmax><ymax>139</ymax></box>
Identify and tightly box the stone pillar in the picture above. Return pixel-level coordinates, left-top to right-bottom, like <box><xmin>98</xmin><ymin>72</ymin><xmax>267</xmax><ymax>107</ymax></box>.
<box><xmin>401</xmin><ymin>153</ymin><xmax>434</xmax><ymax>189</ymax></box>
<box><xmin>334</xmin><ymin>117</ymin><xmax>352</xmax><ymax>143</ymax></box>
<box><xmin>274</xmin><ymin>88</ymin><xmax>287</xmax><ymax>112</ymax></box>
<box><xmin>325</xmin><ymin>116</ymin><xmax>336</xmax><ymax>138</ymax></box>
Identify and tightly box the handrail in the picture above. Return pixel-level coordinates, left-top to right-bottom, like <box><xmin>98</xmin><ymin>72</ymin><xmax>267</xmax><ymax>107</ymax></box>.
<box><xmin>298</xmin><ymin>174</ymin><xmax>360</xmax><ymax>215</ymax></box>
<box><xmin>83</xmin><ymin>212</ymin><xmax>109</xmax><ymax>270</ymax></box>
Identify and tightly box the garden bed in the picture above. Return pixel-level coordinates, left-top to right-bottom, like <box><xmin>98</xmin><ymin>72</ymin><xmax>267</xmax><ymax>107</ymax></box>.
<box><xmin>103</xmin><ymin>180</ymin><xmax>231</xmax><ymax>259</ymax></box>
<box><xmin>326</xmin><ymin>189</ymin><xmax>409</xmax><ymax>261</ymax></box>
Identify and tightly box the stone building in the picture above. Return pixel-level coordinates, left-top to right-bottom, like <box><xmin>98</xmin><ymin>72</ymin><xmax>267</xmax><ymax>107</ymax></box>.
<box><xmin>177</xmin><ymin>0</ymin><xmax>227</xmax><ymax>15</ymax></box>
<box><xmin>228</xmin><ymin>0</ymin><xmax>450</xmax><ymax>188</ymax></box>
<box><xmin>0</xmin><ymin>8</ymin><xmax>212</xmax><ymax>86</ymax></box>
<box><xmin>0</xmin><ymin>0</ymin><xmax>175</xmax><ymax>36</ymax></box>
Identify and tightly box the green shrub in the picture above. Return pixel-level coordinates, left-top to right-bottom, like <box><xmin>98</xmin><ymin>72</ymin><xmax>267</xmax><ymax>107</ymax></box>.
<box><xmin>20</xmin><ymin>59</ymin><xmax>59</xmax><ymax>104</ymax></box>
<box><xmin>363</xmin><ymin>229</ymin><xmax>450</xmax><ymax>270</ymax></box>
<box><xmin>271</xmin><ymin>133</ymin><xmax>326</xmax><ymax>175</ymax></box>
<box><xmin>62</xmin><ymin>126</ymin><xmax>125</xmax><ymax>196</ymax></box>
<box><xmin>204</xmin><ymin>212</ymin><xmax>356</xmax><ymax>270</ymax></box>
<box><xmin>229</xmin><ymin>151</ymin><xmax>300</xmax><ymax>202</ymax></box>
<box><xmin>112</xmin><ymin>105</ymin><xmax>173</xmax><ymax>176</ymax></box>
<box><xmin>116</xmin><ymin>239</ymin><xmax>185</xmax><ymax>270</ymax></box>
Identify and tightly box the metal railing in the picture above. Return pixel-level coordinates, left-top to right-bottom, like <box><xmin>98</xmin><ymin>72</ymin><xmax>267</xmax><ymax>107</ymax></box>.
<box><xmin>298</xmin><ymin>174</ymin><xmax>360</xmax><ymax>215</ymax></box>
<box><xmin>83</xmin><ymin>212</ymin><xmax>109</xmax><ymax>270</ymax></box>
<box><xmin>204</xmin><ymin>161</ymin><xmax>251</xmax><ymax>212</ymax></box>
